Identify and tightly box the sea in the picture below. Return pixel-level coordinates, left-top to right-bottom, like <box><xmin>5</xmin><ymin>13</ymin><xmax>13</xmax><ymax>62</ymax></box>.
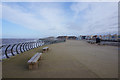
<box><xmin>1</xmin><ymin>38</ymin><xmax>38</xmax><ymax>45</ymax></box>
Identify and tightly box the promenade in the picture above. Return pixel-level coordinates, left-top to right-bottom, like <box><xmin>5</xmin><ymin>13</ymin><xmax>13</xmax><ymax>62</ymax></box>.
<box><xmin>2</xmin><ymin>40</ymin><xmax>118</xmax><ymax>78</ymax></box>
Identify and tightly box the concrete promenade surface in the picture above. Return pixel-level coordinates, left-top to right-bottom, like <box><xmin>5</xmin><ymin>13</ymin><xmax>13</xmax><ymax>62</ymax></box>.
<box><xmin>2</xmin><ymin>40</ymin><xmax>118</xmax><ymax>78</ymax></box>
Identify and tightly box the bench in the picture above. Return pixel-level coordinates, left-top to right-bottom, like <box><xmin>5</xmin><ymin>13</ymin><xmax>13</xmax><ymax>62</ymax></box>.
<box><xmin>27</xmin><ymin>53</ymin><xmax>42</xmax><ymax>70</ymax></box>
<box><xmin>42</xmin><ymin>47</ymin><xmax>49</xmax><ymax>53</ymax></box>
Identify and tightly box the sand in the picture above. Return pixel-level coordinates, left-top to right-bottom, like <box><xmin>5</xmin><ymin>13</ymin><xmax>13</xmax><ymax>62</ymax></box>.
<box><xmin>2</xmin><ymin>40</ymin><xmax>118</xmax><ymax>78</ymax></box>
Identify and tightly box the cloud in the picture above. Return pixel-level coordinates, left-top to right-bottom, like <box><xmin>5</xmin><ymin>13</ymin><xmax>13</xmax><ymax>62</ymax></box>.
<box><xmin>70</xmin><ymin>2</ymin><xmax>89</xmax><ymax>20</ymax></box>
<box><xmin>2</xmin><ymin>2</ymin><xmax>118</xmax><ymax>38</ymax></box>
<box><xmin>0</xmin><ymin>2</ymin><xmax>2</xmax><ymax>38</ymax></box>
<box><xmin>0</xmin><ymin>2</ymin><xmax>2</xmax><ymax>19</ymax></box>
<box><xmin>70</xmin><ymin>2</ymin><xmax>118</xmax><ymax>35</ymax></box>
<box><xmin>2</xmin><ymin>3</ymin><xmax>70</xmax><ymax>37</ymax></box>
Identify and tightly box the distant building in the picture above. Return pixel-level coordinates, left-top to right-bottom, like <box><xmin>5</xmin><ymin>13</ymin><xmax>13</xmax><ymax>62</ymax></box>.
<box><xmin>97</xmin><ymin>34</ymin><xmax>118</xmax><ymax>41</ymax></box>
<box><xmin>57</xmin><ymin>36</ymin><xmax>68</xmax><ymax>40</ymax></box>
<box><xmin>78</xmin><ymin>35</ymin><xmax>82</xmax><ymax>40</ymax></box>
<box><xmin>111</xmin><ymin>34</ymin><xmax>118</xmax><ymax>41</ymax></box>
<box><xmin>67</xmin><ymin>36</ymin><xmax>77</xmax><ymax>40</ymax></box>
<box><xmin>78</xmin><ymin>35</ymin><xmax>86</xmax><ymax>40</ymax></box>
<box><xmin>101</xmin><ymin>35</ymin><xmax>106</xmax><ymax>40</ymax></box>
<box><xmin>99</xmin><ymin>35</ymin><xmax>102</xmax><ymax>39</ymax></box>
<box><xmin>118</xmin><ymin>35</ymin><xmax>120</xmax><ymax>39</ymax></box>
<box><xmin>78</xmin><ymin>34</ymin><xmax>119</xmax><ymax>41</ymax></box>
<box><xmin>85</xmin><ymin>36</ymin><xmax>91</xmax><ymax>40</ymax></box>
<box><xmin>39</xmin><ymin>36</ymin><xmax>56</xmax><ymax>41</ymax></box>
<box><xmin>57</xmin><ymin>36</ymin><xmax>77</xmax><ymax>40</ymax></box>
<box><xmin>45</xmin><ymin>37</ymin><xmax>56</xmax><ymax>40</ymax></box>
<box><xmin>91</xmin><ymin>35</ymin><xmax>97</xmax><ymax>40</ymax></box>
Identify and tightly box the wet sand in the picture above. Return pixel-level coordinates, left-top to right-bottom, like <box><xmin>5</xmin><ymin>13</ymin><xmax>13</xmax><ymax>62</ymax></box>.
<box><xmin>2</xmin><ymin>40</ymin><xmax>118</xmax><ymax>78</ymax></box>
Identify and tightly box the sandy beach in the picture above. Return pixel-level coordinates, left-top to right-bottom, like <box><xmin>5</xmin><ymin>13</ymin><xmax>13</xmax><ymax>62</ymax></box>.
<box><xmin>2</xmin><ymin>40</ymin><xmax>118</xmax><ymax>78</ymax></box>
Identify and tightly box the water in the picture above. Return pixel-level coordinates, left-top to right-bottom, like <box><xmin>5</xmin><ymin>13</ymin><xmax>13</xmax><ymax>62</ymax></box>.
<box><xmin>1</xmin><ymin>38</ymin><xmax>37</xmax><ymax>45</ymax></box>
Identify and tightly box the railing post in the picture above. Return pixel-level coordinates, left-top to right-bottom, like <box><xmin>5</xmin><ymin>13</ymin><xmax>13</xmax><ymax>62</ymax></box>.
<box><xmin>35</xmin><ymin>42</ymin><xmax>37</xmax><ymax>48</ymax></box>
<box><xmin>39</xmin><ymin>42</ymin><xmax>40</xmax><ymax>46</ymax></box>
<box><xmin>26</xmin><ymin>42</ymin><xmax>29</xmax><ymax>51</ymax></box>
<box><xmin>16</xmin><ymin>43</ymin><xmax>21</xmax><ymax>54</ymax></box>
<box><xmin>27</xmin><ymin>42</ymin><xmax>30</xmax><ymax>50</ymax></box>
<box><xmin>25</xmin><ymin>43</ymin><xmax>28</xmax><ymax>51</ymax></box>
<box><xmin>20</xmin><ymin>43</ymin><xmax>24</xmax><ymax>53</ymax></box>
<box><xmin>29</xmin><ymin>42</ymin><xmax>32</xmax><ymax>49</ymax></box>
<box><xmin>38</xmin><ymin>42</ymin><xmax>40</xmax><ymax>47</ymax></box>
<box><xmin>5</xmin><ymin>45</ymin><xmax>11</xmax><ymax>58</ymax></box>
<box><xmin>11</xmin><ymin>44</ymin><xmax>16</xmax><ymax>56</ymax></box>
<box><xmin>30</xmin><ymin>42</ymin><xmax>32</xmax><ymax>49</ymax></box>
<box><xmin>36</xmin><ymin>42</ymin><xmax>37</xmax><ymax>48</ymax></box>
<box><xmin>0</xmin><ymin>45</ymin><xmax>4</xmax><ymax>49</ymax></box>
<box><xmin>34</xmin><ymin>42</ymin><xmax>36</xmax><ymax>48</ymax></box>
<box><xmin>23</xmin><ymin>43</ymin><xmax>26</xmax><ymax>52</ymax></box>
<box><xmin>38</xmin><ymin>42</ymin><xmax>39</xmax><ymax>47</ymax></box>
<box><xmin>31</xmin><ymin>42</ymin><xmax>33</xmax><ymax>49</ymax></box>
<box><xmin>33</xmin><ymin>42</ymin><xmax>35</xmax><ymax>48</ymax></box>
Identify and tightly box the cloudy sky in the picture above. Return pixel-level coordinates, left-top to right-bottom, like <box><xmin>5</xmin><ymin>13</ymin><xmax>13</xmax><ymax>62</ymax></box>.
<box><xmin>2</xmin><ymin>2</ymin><xmax>118</xmax><ymax>38</ymax></box>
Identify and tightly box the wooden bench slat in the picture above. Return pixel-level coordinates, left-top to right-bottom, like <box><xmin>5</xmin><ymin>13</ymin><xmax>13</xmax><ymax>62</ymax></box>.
<box><xmin>42</xmin><ymin>47</ymin><xmax>49</xmax><ymax>53</ymax></box>
<box><xmin>28</xmin><ymin>53</ymin><xmax>38</xmax><ymax>63</ymax></box>
<box><xmin>43</xmin><ymin>47</ymin><xmax>48</xmax><ymax>49</ymax></box>
<box><xmin>32</xmin><ymin>53</ymin><xmax>42</xmax><ymax>63</ymax></box>
<box><xmin>28</xmin><ymin>53</ymin><xmax>40</xmax><ymax>63</ymax></box>
<box><xmin>28</xmin><ymin>53</ymin><xmax>42</xmax><ymax>70</ymax></box>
